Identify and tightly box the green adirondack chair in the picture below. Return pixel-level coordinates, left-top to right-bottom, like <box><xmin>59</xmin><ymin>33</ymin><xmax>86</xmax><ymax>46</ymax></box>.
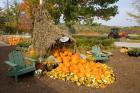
<box><xmin>5</xmin><ymin>50</ymin><xmax>36</xmax><ymax>82</ymax></box>
<box><xmin>92</xmin><ymin>45</ymin><xmax>109</xmax><ymax>62</ymax></box>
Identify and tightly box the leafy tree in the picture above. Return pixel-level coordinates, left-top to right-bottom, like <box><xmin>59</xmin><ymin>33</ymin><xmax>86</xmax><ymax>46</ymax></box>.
<box><xmin>20</xmin><ymin>0</ymin><xmax>119</xmax><ymax>33</ymax></box>
<box><xmin>127</xmin><ymin>0</ymin><xmax>140</xmax><ymax>24</ymax></box>
<box><xmin>1</xmin><ymin>0</ymin><xmax>34</xmax><ymax>33</ymax></box>
<box><xmin>2</xmin><ymin>0</ymin><xmax>21</xmax><ymax>34</ymax></box>
<box><xmin>0</xmin><ymin>8</ymin><xmax>6</xmax><ymax>31</ymax></box>
<box><xmin>11</xmin><ymin>0</ymin><xmax>20</xmax><ymax>33</ymax></box>
<box><xmin>18</xmin><ymin>14</ymin><xmax>32</xmax><ymax>32</ymax></box>
<box><xmin>45</xmin><ymin>0</ymin><xmax>119</xmax><ymax>33</ymax></box>
<box><xmin>20</xmin><ymin>0</ymin><xmax>39</xmax><ymax>32</ymax></box>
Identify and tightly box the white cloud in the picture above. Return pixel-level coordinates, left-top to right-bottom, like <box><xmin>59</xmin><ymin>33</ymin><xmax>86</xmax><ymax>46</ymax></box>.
<box><xmin>96</xmin><ymin>0</ymin><xmax>139</xmax><ymax>26</ymax></box>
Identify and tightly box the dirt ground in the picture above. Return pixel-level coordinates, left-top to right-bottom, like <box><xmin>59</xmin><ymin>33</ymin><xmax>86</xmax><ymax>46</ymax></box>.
<box><xmin>0</xmin><ymin>46</ymin><xmax>140</xmax><ymax>93</ymax></box>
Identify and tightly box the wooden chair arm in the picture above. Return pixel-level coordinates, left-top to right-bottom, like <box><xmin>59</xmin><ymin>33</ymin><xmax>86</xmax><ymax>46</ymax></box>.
<box><xmin>102</xmin><ymin>51</ymin><xmax>112</xmax><ymax>56</ymax></box>
<box><xmin>24</xmin><ymin>57</ymin><xmax>37</xmax><ymax>62</ymax></box>
<box><xmin>5</xmin><ymin>61</ymin><xmax>17</xmax><ymax>67</ymax></box>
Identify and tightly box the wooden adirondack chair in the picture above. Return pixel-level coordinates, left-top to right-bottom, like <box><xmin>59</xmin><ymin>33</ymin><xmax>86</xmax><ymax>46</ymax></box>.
<box><xmin>92</xmin><ymin>45</ymin><xmax>109</xmax><ymax>62</ymax></box>
<box><xmin>5</xmin><ymin>50</ymin><xmax>36</xmax><ymax>82</ymax></box>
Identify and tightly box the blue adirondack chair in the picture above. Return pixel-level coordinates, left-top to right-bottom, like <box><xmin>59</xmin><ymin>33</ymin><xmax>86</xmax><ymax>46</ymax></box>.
<box><xmin>5</xmin><ymin>50</ymin><xmax>36</xmax><ymax>82</ymax></box>
<box><xmin>92</xmin><ymin>45</ymin><xmax>109</xmax><ymax>62</ymax></box>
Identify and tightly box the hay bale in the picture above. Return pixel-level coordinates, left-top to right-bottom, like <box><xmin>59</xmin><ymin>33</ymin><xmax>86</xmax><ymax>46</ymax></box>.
<box><xmin>32</xmin><ymin>6</ymin><xmax>75</xmax><ymax>56</ymax></box>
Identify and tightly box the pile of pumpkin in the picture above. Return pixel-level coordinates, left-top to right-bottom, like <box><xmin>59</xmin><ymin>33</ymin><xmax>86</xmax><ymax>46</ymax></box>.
<box><xmin>47</xmin><ymin>47</ymin><xmax>115</xmax><ymax>88</ymax></box>
<box><xmin>8</xmin><ymin>37</ymin><xmax>23</xmax><ymax>45</ymax></box>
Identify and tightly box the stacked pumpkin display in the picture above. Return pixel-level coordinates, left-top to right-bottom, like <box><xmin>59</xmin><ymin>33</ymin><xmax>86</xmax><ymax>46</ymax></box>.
<box><xmin>8</xmin><ymin>37</ymin><xmax>23</xmax><ymax>45</ymax></box>
<box><xmin>47</xmin><ymin>47</ymin><xmax>115</xmax><ymax>88</ymax></box>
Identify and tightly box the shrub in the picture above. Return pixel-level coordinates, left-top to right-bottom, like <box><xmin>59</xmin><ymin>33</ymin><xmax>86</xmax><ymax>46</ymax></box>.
<box><xmin>128</xmin><ymin>48</ymin><xmax>140</xmax><ymax>57</ymax></box>
<box><xmin>128</xmin><ymin>34</ymin><xmax>140</xmax><ymax>40</ymax></box>
<box><xmin>17</xmin><ymin>41</ymin><xmax>32</xmax><ymax>48</ymax></box>
<box><xmin>74</xmin><ymin>35</ymin><xmax>115</xmax><ymax>52</ymax></box>
<box><xmin>101</xmin><ymin>39</ymin><xmax>115</xmax><ymax>46</ymax></box>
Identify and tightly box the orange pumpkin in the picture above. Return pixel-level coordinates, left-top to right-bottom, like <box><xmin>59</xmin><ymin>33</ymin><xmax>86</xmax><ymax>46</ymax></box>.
<box><xmin>71</xmin><ymin>53</ymin><xmax>80</xmax><ymax>62</ymax></box>
<box><xmin>56</xmin><ymin>57</ymin><xmax>62</xmax><ymax>63</ymax></box>
<box><xmin>77</xmin><ymin>72</ymin><xmax>85</xmax><ymax>77</ymax></box>
<box><xmin>60</xmin><ymin>52</ymin><xmax>65</xmax><ymax>58</ymax></box>
<box><xmin>79</xmin><ymin>59</ymin><xmax>86</xmax><ymax>64</ymax></box>
<box><xmin>64</xmin><ymin>51</ymin><xmax>69</xmax><ymax>56</ymax></box>
<box><xmin>63</xmin><ymin>56</ymin><xmax>71</xmax><ymax>63</ymax></box>
<box><xmin>68</xmin><ymin>52</ymin><xmax>72</xmax><ymax>57</ymax></box>
<box><xmin>69</xmin><ymin>66</ymin><xmax>74</xmax><ymax>72</ymax></box>
<box><xmin>71</xmin><ymin>60</ymin><xmax>78</xmax><ymax>64</ymax></box>
<box><xmin>72</xmin><ymin>68</ymin><xmax>80</xmax><ymax>74</ymax></box>
<box><xmin>53</xmin><ymin>51</ymin><xmax>59</xmax><ymax>57</ymax></box>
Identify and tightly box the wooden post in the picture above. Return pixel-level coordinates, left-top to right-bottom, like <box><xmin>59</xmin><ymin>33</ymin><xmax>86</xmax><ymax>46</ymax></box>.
<box><xmin>40</xmin><ymin>0</ymin><xmax>43</xmax><ymax>5</ymax></box>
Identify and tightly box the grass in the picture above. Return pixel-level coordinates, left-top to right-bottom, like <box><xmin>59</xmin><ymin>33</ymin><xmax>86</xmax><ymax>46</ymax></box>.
<box><xmin>128</xmin><ymin>34</ymin><xmax>140</xmax><ymax>40</ymax></box>
<box><xmin>125</xmin><ymin>39</ymin><xmax>140</xmax><ymax>43</ymax></box>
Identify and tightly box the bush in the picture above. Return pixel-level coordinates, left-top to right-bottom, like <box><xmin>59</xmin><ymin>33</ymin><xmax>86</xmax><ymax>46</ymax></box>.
<box><xmin>17</xmin><ymin>41</ymin><xmax>32</xmax><ymax>48</ymax></box>
<box><xmin>128</xmin><ymin>48</ymin><xmax>140</xmax><ymax>57</ymax></box>
<box><xmin>101</xmin><ymin>39</ymin><xmax>115</xmax><ymax>46</ymax></box>
<box><xmin>74</xmin><ymin>35</ymin><xmax>115</xmax><ymax>52</ymax></box>
<box><xmin>128</xmin><ymin>34</ymin><xmax>140</xmax><ymax>40</ymax></box>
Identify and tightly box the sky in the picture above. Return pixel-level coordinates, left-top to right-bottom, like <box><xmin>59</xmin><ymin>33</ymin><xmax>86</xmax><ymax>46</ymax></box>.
<box><xmin>0</xmin><ymin>0</ymin><xmax>4</xmax><ymax>8</ymax></box>
<box><xmin>0</xmin><ymin>0</ymin><xmax>139</xmax><ymax>27</ymax></box>
<box><xmin>96</xmin><ymin>0</ymin><xmax>139</xmax><ymax>27</ymax></box>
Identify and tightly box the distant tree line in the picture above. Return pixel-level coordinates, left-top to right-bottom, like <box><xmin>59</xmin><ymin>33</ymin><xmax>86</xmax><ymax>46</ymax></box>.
<box><xmin>0</xmin><ymin>0</ymin><xmax>119</xmax><ymax>34</ymax></box>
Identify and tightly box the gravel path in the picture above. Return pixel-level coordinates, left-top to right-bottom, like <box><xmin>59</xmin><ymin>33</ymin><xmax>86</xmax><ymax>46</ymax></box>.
<box><xmin>0</xmin><ymin>41</ymin><xmax>9</xmax><ymax>47</ymax></box>
<box><xmin>114</xmin><ymin>42</ymin><xmax>140</xmax><ymax>48</ymax></box>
